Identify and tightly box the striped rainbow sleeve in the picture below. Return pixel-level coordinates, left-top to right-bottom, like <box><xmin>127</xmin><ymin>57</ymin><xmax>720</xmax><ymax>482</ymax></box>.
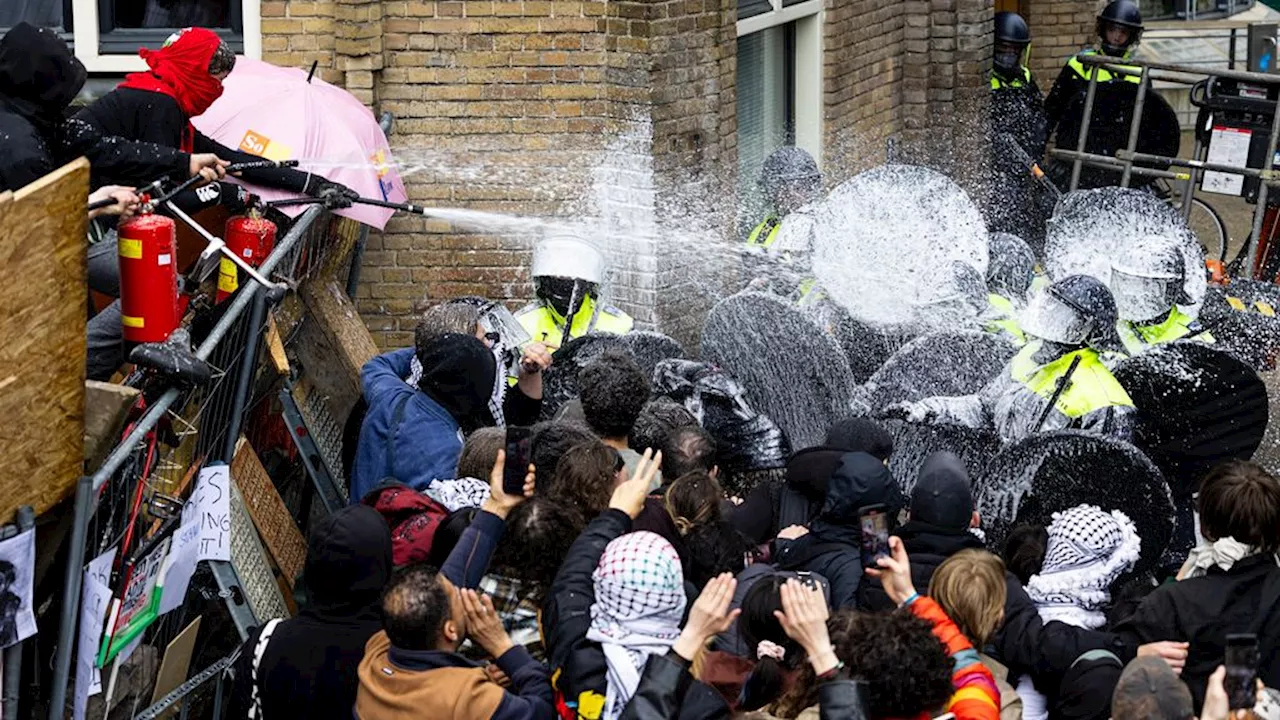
<box><xmin>906</xmin><ymin>596</ymin><xmax>1001</xmax><ymax>720</ymax></box>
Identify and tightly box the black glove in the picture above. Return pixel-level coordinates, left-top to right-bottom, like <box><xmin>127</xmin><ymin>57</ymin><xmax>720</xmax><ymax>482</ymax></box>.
<box><xmin>306</xmin><ymin>175</ymin><xmax>358</xmax><ymax>209</ymax></box>
<box><xmin>171</xmin><ymin>181</ymin><xmax>256</xmax><ymax>214</ymax></box>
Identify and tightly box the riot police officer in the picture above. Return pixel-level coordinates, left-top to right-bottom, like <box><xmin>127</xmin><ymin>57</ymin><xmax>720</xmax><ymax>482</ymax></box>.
<box><xmin>989</xmin><ymin>13</ymin><xmax>1048</xmax><ymax>239</ymax></box>
<box><xmin>887</xmin><ymin>275</ymin><xmax>1135</xmax><ymax>443</ymax></box>
<box><xmin>515</xmin><ymin>233</ymin><xmax>633</xmax><ymax>351</ymax></box>
<box><xmin>1111</xmin><ymin>236</ymin><xmax>1212</xmax><ymax>355</ymax></box>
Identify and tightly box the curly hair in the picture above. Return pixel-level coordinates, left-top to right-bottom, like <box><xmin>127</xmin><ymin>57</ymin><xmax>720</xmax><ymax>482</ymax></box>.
<box><xmin>578</xmin><ymin>348</ymin><xmax>650</xmax><ymax>439</ymax></box>
<box><xmin>682</xmin><ymin>520</ymin><xmax>751</xmax><ymax>590</ymax></box>
<box><xmin>828</xmin><ymin>609</ymin><xmax>954</xmax><ymax>719</ymax></box>
<box><xmin>629</xmin><ymin>397</ymin><xmax>697</xmax><ymax>457</ymax></box>
<box><xmin>491</xmin><ymin>496</ymin><xmax>585</xmax><ymax>598</ymax></box>
<box><xmin>545</xmin><ymin>440</ymin><xmax>619</xmax><ymax>519</ymax></box>
<box><xmin>529</xmin><ymin>421</ymin><xmax>598</xmax><ymax>481</ymax></box>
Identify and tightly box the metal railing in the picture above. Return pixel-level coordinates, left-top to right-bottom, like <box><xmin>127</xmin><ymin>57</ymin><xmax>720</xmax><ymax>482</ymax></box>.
<box><xmin>1053</xmin><ymin>52</ymin><xmax>1280</xmax><ymax>278</ymax></box>
<box><xmin>45</xmin><ymin>204</ymin><xmax>354</xmax><ymax>719</ymax></box>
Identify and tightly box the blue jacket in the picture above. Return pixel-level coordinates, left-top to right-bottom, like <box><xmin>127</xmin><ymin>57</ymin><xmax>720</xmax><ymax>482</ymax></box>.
<box><xmin>350</xmin><ymin>349</ymin><xmax>465</xmax><ymax>503</ymax></box>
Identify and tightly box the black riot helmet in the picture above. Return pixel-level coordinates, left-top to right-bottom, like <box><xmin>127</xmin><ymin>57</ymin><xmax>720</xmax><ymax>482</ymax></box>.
<box><xmin>993</xmin><ymin>13</ymin><xmax>1032</xmax><ymax>81</ymax></box>
<box><xmin>759</xmin><ymin>146</ymin><xmax>822</xmax><ymax>213</ymax></box>
<box><xmin>1097</xmin><ymin>0</ymin><xmax>1143</xmax><ymax>58</ymax></box>
<box><xmin>995</xmin><ymin>12</ymin><xmax>1031</xmax><ymax>45</ymax></box>
<box><xmin>1023</xmin><ymin>274</ymin><xmax>1124</xmax><ymax>353</ymax></box>
<box><xmin>987</xmin><ymin>232</ymin><xmax>1036</xmax><ymax>300</ymax></box>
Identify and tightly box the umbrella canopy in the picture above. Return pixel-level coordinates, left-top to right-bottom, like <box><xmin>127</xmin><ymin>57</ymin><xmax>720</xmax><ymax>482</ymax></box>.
<box><xmin>193</xmin><ymin>58</ymin><xmax>407</xmax><ymax>229</ymax></box>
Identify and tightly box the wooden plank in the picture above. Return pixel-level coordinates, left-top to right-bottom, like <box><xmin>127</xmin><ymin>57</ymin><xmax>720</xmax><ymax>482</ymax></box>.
<box><xmin>265</xmin><ymin>314</ymin><xmax>290</xmax><ymax>376</ymax></box>
<box><xmin>83</xmin><ymin>380</ymin><xmax>140</xmax><ymax>469</ymax></box>
<box><xmin>231</xmin><ymin>437</ymin><xmax>306</xmax><ymax>588</ymax></box>
<box><xmin>296</xmin><ymin>280</ymin><xmax>378</xmax><ymax>424</ymax></box>
<box><xmin>0</xmin><ymin>159</ymin><xmax>89</xmax><ymax>523</ymax></box>
<box><xmin>148</xmin><ymin>616</ymin><xmax>202</xmax><ymax>719</ymax></box>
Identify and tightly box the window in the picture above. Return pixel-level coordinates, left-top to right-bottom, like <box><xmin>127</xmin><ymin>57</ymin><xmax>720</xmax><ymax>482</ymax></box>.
<box><xmin>735</xmin><ymin>0</ymin><xmax>823</xmax><ymax>226</ymax></box>
<box><xmin>0</xmin><ymin>0</ymin><xmax>260</xmax><ymax>72</ymax></box>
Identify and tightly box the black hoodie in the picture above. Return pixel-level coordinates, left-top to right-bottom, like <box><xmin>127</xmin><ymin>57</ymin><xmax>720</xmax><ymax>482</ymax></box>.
<box><xmin>774</xmin><ymin>452</ymin><xmax>904</xmax><ymax>609</ymax></box>
<box><xmin>0</xmin><ymin>22</ymin><xmax>187</xmax><ymax>191</ymax></box>
<box><xmin>229</xmin><ymin>505</ymin><xmax>392</xmax><ymax>720</ymax></box>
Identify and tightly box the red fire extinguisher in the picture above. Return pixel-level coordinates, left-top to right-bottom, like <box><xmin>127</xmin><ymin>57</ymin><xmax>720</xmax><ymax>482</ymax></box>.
<box><xmin>118</xmin><ymin>213</ymin><xmax>180</xmax><ymax>344</ymax></box>
<box><xmin>217</xmin><ymin>213</ymin><xmax>278</xmax><ymax>303</ymax></box>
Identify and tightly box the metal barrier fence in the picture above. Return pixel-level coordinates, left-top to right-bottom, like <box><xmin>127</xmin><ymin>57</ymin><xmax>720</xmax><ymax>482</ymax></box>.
<box><xmin>45</xmin><ymin>204</ymin><xmax>361</xmax><ymax>719</ymax></box>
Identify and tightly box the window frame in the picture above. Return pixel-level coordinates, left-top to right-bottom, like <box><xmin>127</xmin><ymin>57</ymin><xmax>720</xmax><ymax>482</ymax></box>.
<box><xmin>736</xmin><ymin>0</ymin><xmax>824</xmax><ymax>169</ymax></box>
<box><xmin>69</xmin><ymin>0</ymin><xmax>260</xmax><ymax>72</ymax></box>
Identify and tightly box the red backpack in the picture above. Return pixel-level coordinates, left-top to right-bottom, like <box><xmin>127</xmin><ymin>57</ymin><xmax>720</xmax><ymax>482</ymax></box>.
<box><xmin>362</xmin><ymin>484</ymin><xmax>450</xmax><ymax>566</ymax></box>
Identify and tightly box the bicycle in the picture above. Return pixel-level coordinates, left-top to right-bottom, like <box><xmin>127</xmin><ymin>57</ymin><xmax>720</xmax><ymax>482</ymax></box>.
<box><xmin>1147</xmin><ymin>177</ymin><xmax>1230</xmax><ymax>264</ymax></box>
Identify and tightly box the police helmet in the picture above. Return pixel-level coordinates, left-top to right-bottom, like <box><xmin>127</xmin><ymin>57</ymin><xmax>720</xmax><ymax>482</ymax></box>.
<box><xmin>1097</xmin><ymin>0</ymin><xmax>1143</xmax><ymax>57</ymax></box>
<box><xmin>1022</xmin><ymin>274</ymin><xmax>1124</xmax><ymax>352</ymax></box>
<box><xmin>987</xmin><ymin>232</ymin><xmax>1036</xmax><ymax>300</ymax></box>
<box><xmin>995</xmin><ymin>12</ymin><xmax>1031</xmax><ymax>45</ymax></box>
<box><xmin>532</xmin><ymin>233</ymin><xmax>606</xmax><ymax>317</ymax></box>
<box><xmin>759</xmin><ymin>146</ymin><xmax>822</xmax><ymax>200</ymax></box>
<box><xmin>1110</xmin><ymin>235</ymin><xmax>1193</xmax><ymax>322</ymax></box>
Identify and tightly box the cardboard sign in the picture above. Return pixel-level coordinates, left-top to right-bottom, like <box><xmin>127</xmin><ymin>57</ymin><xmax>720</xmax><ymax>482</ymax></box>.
<box><xmin>182</xmin><ymin>465</ymin><xmax>231</xmax><ymax>563</ymax></box>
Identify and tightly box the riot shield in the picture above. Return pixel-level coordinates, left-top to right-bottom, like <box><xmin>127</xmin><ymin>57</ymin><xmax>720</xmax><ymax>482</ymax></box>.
<box><xmin>702</xmin><ymin>292</ymin><xmax>857</xmax><ymax>450</ymax></box>
<box><xmin>864</xmin><ymin>331</ymin><xmax>1016</xmax><ymax>410</ymax></box>
<box><xmin>620</xmin><ymin>331</ymin><xmax>687</xmax><ymax>382</ymax></box>
<box><xmin>1113</xmin><ymin>342</ymin><xmax>1268</xmax><ymax>499</ymax></box>
<box><xmin>975</xmin><ymin>431</ymin><xmax>1173</xmax><ymax>574</ymax></box>
<box><xmin>882</xmin><ymin>419</ymin><xmax>1002</xmax><ymax>499</ymax></box>
<box><xmin>1044</xmin><ymin>187</ymin><xmax>1207</xmax><ymax>306</ymax></box>
<box><xmin>809</xmin><ymin>301</ymin><xmax>915</xmax><ymax>384</ymax></box>
<box><xmin>539</xmin><ymin>333</ymin><xmax>628</xmax><ymax>421</ymax></box>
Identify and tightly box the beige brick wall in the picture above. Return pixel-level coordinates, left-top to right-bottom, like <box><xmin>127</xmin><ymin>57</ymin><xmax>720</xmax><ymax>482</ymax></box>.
<box><xmin>1024</xmin><ymin>0</ymin><xmax>1098</xmax><ymax>86</ymax></box>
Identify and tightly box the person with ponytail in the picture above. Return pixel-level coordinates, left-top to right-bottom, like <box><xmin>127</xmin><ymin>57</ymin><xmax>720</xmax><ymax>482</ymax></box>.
<box><xmin>736</xmin><ymin>574</ymin><xmax>821</xmax><ymax>717</ymax></box>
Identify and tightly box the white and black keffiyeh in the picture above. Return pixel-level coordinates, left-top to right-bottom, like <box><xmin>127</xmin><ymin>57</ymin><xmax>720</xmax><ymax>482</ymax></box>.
<box><xmin>1025</xmin><ymin>504</ymin><xmax>1141</xmax><ymax>629</ymax></box>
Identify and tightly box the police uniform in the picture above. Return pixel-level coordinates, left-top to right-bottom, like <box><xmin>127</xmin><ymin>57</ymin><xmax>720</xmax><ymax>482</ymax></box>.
<box><xmin>515</xmin><ymin>295</ymin><xmax>633</xmax><ymax>351</ymax></box>
<box><xmin>745</xmin><ymin>212</ymin><xmax>825</xmax><ymax>306</ymax></box>
<box><xmin>899</xmin><ymin>339</ymin><xmax>1135</xmax><ymax>444</ymax></box>
<box><xmin>1116</xmin><ymin>307</ymin><xmax>1214</xmax><ymax>357</ymax></box>
<box><xmin>989</xmin><ymin>65</ymin><xmax>1048</xmax><ymax>240</ymax></box>
<box><xmin>985</xmin><ymin>293</ymin><xmax>1028</xmax><ymax>346</ymax></box>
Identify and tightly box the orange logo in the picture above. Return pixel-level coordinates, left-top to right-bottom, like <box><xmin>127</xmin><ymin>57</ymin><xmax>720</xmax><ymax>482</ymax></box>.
<box><xmin>239</xmin><ymin>130</ymin><xmax>292</xmax><ymax>162</ymax></box>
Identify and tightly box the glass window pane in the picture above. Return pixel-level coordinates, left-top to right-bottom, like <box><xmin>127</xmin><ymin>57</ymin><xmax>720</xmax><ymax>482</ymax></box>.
<box><xmin>115</xmin><ymin>0</ymin><xmax>231</xmax><ymax>29</ymax></box>
<box><xmin>736</xmin><ymin>24</ymin><xmax>795</xmax><ymax>230</ymax></box>
<box><xmin>0</xmin><ymin>0</ymin><xmax>64</xmax><ymax>29</ymax></box>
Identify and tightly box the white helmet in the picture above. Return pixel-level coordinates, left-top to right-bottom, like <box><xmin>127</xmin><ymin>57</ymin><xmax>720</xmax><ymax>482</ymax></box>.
<box><xmin>531</xmin><ymin>233</ymin><xmax>606</xmax><ymax>284</ymax></box>
<box><xmin>1110</xmin><ymin>235</ymin><xmax>1192</xmax><ymax>322</ymax></box>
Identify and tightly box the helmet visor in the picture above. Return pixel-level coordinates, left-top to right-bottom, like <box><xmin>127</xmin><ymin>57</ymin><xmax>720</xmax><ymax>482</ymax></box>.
<box><xmin>1021</xmin><ymin>290</ymin><xmax>1091</xmax><ymax>345</ymax></box>
<box><xmin>477</xmin><ymin>303</ymin><xmax>531</xmax><ymax>347</ymax></box>
<box><xmin>1112</xmin><ymin>271</ymin><xmax>1173</xmax><ymax>322</ymax></box>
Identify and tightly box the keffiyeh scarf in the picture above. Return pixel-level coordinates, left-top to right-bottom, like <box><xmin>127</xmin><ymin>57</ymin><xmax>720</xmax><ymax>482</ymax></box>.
<box><xmin>1025</xmin><ymin>504</ymin><xmax>1141</xmax><ymax>630</ymax></box>
<box><xmin>585</xmin><ymin>532</ymin><xmax>687</xmax><ymax>720</ymax></box>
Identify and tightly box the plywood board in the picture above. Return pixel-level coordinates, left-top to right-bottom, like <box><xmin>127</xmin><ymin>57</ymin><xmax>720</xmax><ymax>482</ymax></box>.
<box><xmin>296</xmin><ymin>279</ymin><xmax>378</xmax><ymax>425</ymax></box>
<box><xmin>83</xmin><ymin>380</ymin><xmax>140</xmax><ymax>469</ymax></box>
<box><xmin>148</xmin><ymin>615</ymin><xmax>202</xmax><ymax>718</ymax></box>
<box><xmin>231</xmin><ymin>438</ymin><xmax>306</xmax><ymax>588</ymax></box>
<box><xmin>0</xmin><ymin>159</ymin><xmax>89</xmax><ymax>524</ymax></box>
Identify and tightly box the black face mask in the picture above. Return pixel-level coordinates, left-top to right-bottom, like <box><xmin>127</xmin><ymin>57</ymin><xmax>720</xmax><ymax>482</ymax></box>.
<box><xmin>536</xmin><ymin>277</ymin><xmax>597</xmax><ymax>318</ymax></box>
<box><xmin>994</xmin><ymin>51</ymin><xmax>1022</xmax><ymax>79</ymax></box>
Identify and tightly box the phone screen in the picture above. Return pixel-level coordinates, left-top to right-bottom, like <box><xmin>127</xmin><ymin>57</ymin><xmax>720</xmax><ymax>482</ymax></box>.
<box><xmin>859</xmin><ymin>505</ymin><xmax>891</xmax><ymax>569</ymax></box>
<box><xmin>1226</xmin><ymin>634</ymin><xmax>1259</xmax><ymax>710</ymax></box>
<box><xmin>503</xmin><ymin>426</ymin><xmax>533</xmax><ymax>496</ymax></box>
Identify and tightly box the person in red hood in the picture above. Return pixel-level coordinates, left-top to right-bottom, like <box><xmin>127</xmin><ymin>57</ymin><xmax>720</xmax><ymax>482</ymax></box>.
<box><xmin>75</xmin><ymin>27</ymin><xmax>356</xmax><ymax>206</ymax></box>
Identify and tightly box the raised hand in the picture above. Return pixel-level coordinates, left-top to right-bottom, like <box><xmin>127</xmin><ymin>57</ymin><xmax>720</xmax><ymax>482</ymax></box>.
<box><xmin>775</xmin><ymin>579</ymin><xmax>839</xmax><ymax>674</ymax></box>
<box><xmin>609</xmin><ymin>449</ymin><xmax>661</xmax><ymax>519</ymax></box>
<box><xmin>672</xmin><ymin>573</ymin><xmax>739</xmax><ymax>661</ymax></box>
<box><xmin>484</xmin><ymin>448</ymin><xmax>534</xmax><ymax>519</ymax></box>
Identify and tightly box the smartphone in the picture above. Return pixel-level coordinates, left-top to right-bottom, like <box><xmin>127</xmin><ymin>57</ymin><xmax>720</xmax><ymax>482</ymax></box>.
<box><xmin>503</xmin><ymin>426</ymin><xmax>533</xmax><ymax>496</ymax></box>
<box><xmin>1226</xmin><ymin>633</ymin><xmax>1259</xmax><ymax>710</ymax></box>
<box><xmin>859</xmin><ymin>504</ymin><xmax>891</xmax><ymax>569</ymax></box>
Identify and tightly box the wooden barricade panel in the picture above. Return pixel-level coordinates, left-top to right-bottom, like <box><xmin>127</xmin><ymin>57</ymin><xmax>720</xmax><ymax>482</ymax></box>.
<box><xmin>0</xmin><ymin>159</ymin><xmax>89</xmax><ymax>523</ymax></box>
<box><xmin>231</xmin><ymin>437</ymin><xmax>306</xmax><ymax>588</ymax></box>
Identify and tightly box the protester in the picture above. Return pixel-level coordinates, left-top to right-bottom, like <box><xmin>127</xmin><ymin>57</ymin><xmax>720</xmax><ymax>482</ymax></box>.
<box><xmin>350</xmin><ymin>333</ymin><xmax>498</xmax><ymax>502</ymax></box>
<box><xmin>230</xmin><ymin>505</ymin><xmax>392</xmax><ymax>720</ymax></box>
<box><xmin>529</xmin><ymin>421</ymin><xmax>598</xmax><ymax>481</ymax></box>
<box><xmin>1116</xmin><ymin>460</ymin><xmax>1280</xmax><ymax>710</ymax></box>
<box><xmin>822</xmin><ymin>417</ymin><xmax>893</xmax><ymax>461</ymax></box>
<box><xmin>544</xmin><ymin>440</ymin><xmax>627</xmax><ymax>520</ymax></box>
<box><xmin>930</xmin><ymin>550</ymin><xmax>1022</xmax><ymax>720</ymax></box>
<box><xmin>865</xmin><ymin>536</ymin><xmax>1002</xmax><ymax>720</ymax></box>
<box><xmin>1109</xmin><ymin>656</ymin><xmax>1195</xmax><ymax>720</ymax></box>
<box><xmin>774</xmin><ymin>451</ymin><xmax>904</xmax><ymax>608</ymax></box>
<box><xmin>579</xmin><ymin>348</ymin><xmax>654</xmax><ymax>480</ymax></box>
<box><xmin>631</xmin><ymin>399</ymin><xmax>700</xmax><ymax>467</ymax></box>
<box><xmin>661</xmin><ymin>426</ymin><xmax>720</xmax><ymax>484</ymax></box>
<box><xmin>353</xmin><ymin>449</ymin><xmax>550</xmax><ymax>719</ymax></box>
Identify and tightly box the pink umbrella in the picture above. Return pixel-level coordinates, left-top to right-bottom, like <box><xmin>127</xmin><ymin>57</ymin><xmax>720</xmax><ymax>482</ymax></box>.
<box><xmin>192</xmin><ymin>58</ymin><xmax>407</xmax><ymax>230</ymax></box>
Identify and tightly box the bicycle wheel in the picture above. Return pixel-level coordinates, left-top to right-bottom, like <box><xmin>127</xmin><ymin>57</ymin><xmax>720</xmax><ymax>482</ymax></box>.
<box><xmin>1185</xmin><ymin>196</ymin><xmax>1229</xmax><ymax>263</ymax></box>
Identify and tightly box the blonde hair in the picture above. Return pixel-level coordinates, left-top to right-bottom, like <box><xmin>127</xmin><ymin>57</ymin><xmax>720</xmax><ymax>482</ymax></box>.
<box><xmin>929</xmin><ymin>549</ymin><xmax>1007</xmax><ymax>647</ymax></box>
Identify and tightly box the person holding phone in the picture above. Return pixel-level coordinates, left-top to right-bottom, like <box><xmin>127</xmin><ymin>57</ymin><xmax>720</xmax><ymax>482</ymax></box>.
<box><xmin>773</xmin><ymin>451</ymin><xmax>905</xmax><ymax>610</ymax></box>
<box><xmin>1115</xmin><ymin>460</ymin><xmax>1280</xmax><ymax>711</ymax></box>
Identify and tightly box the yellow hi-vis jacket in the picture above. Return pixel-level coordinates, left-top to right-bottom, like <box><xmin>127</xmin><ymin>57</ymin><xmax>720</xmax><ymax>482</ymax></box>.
<box><xmin>515</xmin><ymin>295</ymin><xmax>633</xmax><ymax>351</ymax></box>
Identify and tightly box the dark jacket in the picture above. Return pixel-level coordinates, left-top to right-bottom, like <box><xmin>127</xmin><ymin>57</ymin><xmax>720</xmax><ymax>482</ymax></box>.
<box><xmin>989</xmin><ymin>74</ymin><xmax>1049</xmax><ymax>241</ymax></box>
<box><xmin>621</xmin><ymin>651</ymin><xmax>867</xmax><ymax>720</ymax></box>
<box><xmin>0</xmin><ymin>23</ymin><xmax>188</xmax><ymax>192</ymax></box>
<box><xmin>355</xmin><ymin>630</ymin><xmax>555</xmax><ymax>720</ymax></box>
<box><xmin>1114</xmin><ymin>555</ymin><xmax>1280</xmax><ymax>711</ymax></box>
<box><xmin>543</xmin><ymin>510</ymin><xmax>729</xmax><ymax>720</ymax></box>
<box><xmin>229</xmin><ymin>505</ymin><xmax>392</xmax><ymax>720</ymax></box>
<box><xmin>75</xmin><ymin>86</ymin><xmax>316</xmax><ymax>193</ymax></box>
<box><xmin>774</xmin><ymin>453</ymin><xmax>904</xmax><ymax>609</ymax></box>
<box><xmin>351</xmin><ymin>339</ymin><xmax>496</xmax><ymax>503</ymax></box>
<box><xmin>859</xmin><ymin>520</ymin><xmax>986</xmax><ymax>611</ymax></box>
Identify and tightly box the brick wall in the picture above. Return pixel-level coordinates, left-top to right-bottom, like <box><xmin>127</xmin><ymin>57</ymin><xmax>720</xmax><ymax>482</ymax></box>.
<box><xmin>1024</xmin><ymin>0</ymin><xmax>1098</xmax><ymax>85</ymax></box>
<box><xmin>266</xmin><ymin>0</ymin><xmax>1014</xmax><ymax>349</ymax></box>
